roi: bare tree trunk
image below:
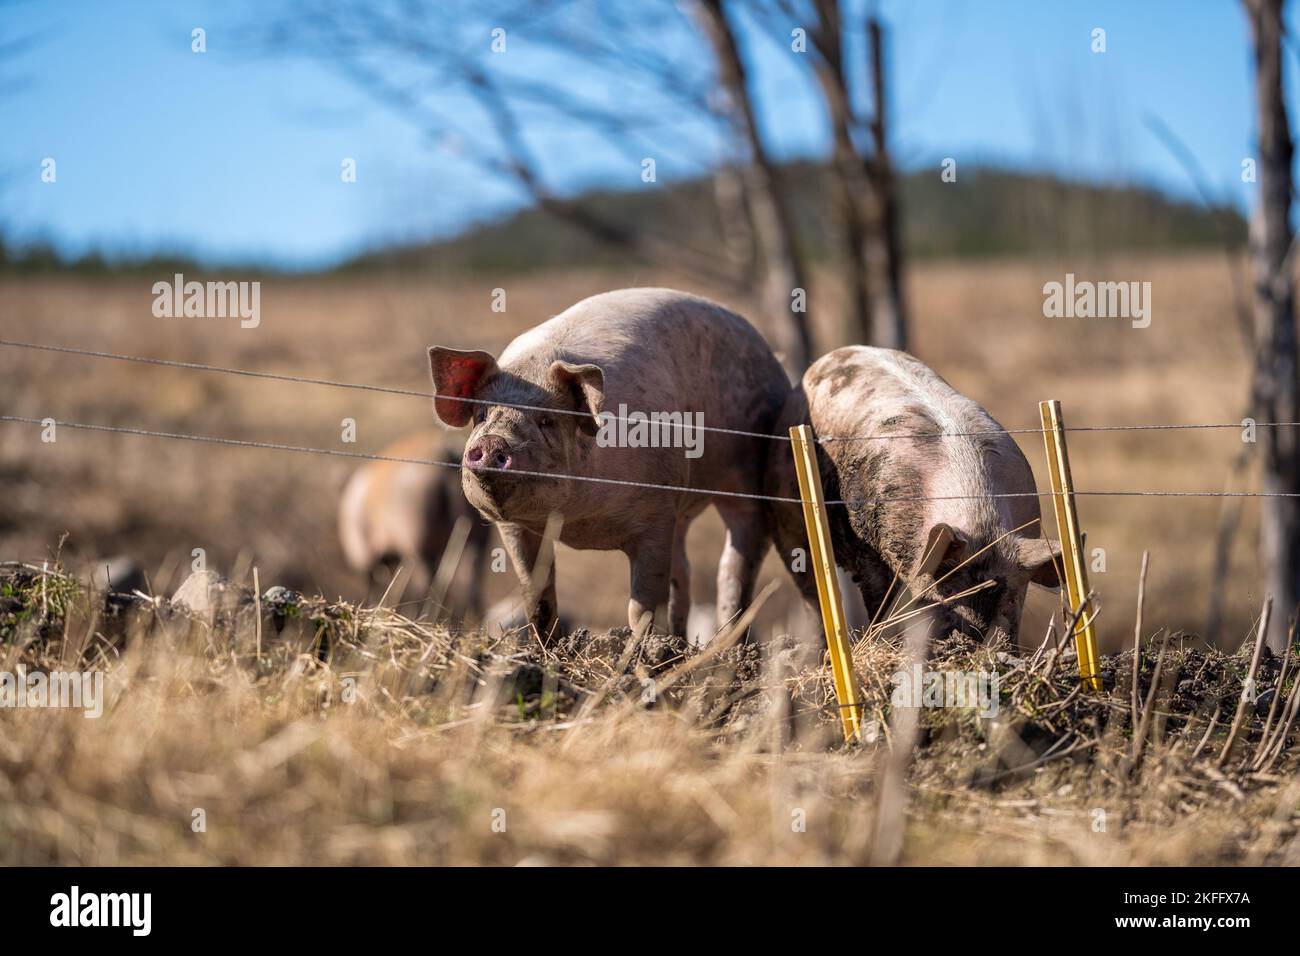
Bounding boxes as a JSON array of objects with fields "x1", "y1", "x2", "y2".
[
  {"x1": 1245, "y1": 0, "x2": 1300, "y2": 653},
  {"x1": 712, "y1": 164, "x2": 758, "y2": 281},
  {"x1": 867, "y1": 16, "x2": 908, "y2": 351},
  {"x1": 694, "y1": 0, "x2": 813, "y2": 378},
  {"x1": 807, "y1": 1, "x2": 908, "y2": 352},
  {"x1": 809, "y1": 0, "x2": 874, "y2": 349}
]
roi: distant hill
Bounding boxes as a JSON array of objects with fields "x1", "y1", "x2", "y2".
[
  {"x1": 337, "y1": 161, "x2": 1247, "y2": 277},
  {"x1": 0, "y1": 240, "x2": 283, "y2": 279},
  {"x1": 1, "y1": 162, "x2": 1245, "y2": 277}
]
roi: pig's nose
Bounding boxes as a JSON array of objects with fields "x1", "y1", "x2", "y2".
[{"x1": 466, "y1": 434, "x2": 513, "y2": 472}]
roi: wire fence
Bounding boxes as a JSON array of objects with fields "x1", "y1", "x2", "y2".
[
  {"x1": 2, "y1": 338, "x2": 1299, "y2": 506},
  {"x1": 5, "y1": 338, "x2": 1297, "y2": 443}
]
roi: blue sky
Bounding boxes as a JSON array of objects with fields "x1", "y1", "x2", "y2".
[{"x1": 0, "y1": 0, "x2": 1280, "y2": 268}]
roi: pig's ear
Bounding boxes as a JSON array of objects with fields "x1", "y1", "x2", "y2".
[
  {"x1": 548, "y1": 360, "x2": 605, "y2": 435},
  {"x1": 1016, "y1": 536, "x2": 1063, "y2": 588},
  {"x1": 428, "y1": 346, "x2": 497, "y2": 428},
  {"x1": 915, "y1": 522, "x2": 967, "y2": 578}
]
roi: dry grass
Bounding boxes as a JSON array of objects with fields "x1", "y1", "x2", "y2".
[{"x1": 0, "y1": 560, "x2": 1296, "y2": 866}]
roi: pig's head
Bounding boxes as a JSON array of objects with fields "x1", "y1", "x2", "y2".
[
  {"x1": 428, "y1": 346, "x2": 604, "y2": 523},
  {"x1": 911, "y1": 522, "x2": 1062, "y2": 646}
]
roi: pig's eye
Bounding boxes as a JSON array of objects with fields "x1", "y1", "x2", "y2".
[{"x1": 538, "y1": 415, "x2": 556, "y2": 429}]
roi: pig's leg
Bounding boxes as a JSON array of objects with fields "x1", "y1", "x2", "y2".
[
  {"x1": 463, "y1": 528, "x2": 491, "y2": 621},
  {"x1": 715, "y1": 499, "x2": 768, "y2": 632},
  {"x1": 627, "y1": 527, "x2": 674, "y2": 636},
  {"x1": 768, "y1": 499, "x2": 821, "y2": 616},
  {"x1": 846, "y1": 547, "x2": 896, "y2": 625},
  {"x1": 405, "y1": 560, "x2": 434, "y2": 614},
  {"x1": 668, "y1": 517, "x2": 691, "y2": 637},
  {"x1": 455, "y1": 532, "x2": 484, "y2": 621},
  {"x1": 497, "y1": 521, "x2": 560, "y2": 643}
]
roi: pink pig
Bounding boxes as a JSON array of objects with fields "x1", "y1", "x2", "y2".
[
  {"x1": 767, "y1": 346, "x2": 1062, "y2": 646},
  {"x1": 428, "y1": 288, "x2": 790, "y2": 643}
]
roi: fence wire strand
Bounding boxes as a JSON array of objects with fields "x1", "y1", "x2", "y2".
[
  {"x1": 4, "y1": 414, "x2": 1299, "y2": 506},
  {"x1": 5, "y1": 338, "x2": 1298, "y2": 444}
]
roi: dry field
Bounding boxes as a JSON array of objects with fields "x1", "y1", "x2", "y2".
[
  {"x1": 0, "y1": 251, "x2": 1293, "y2": 866},
  {"x1": 0, "y1": 559, "x2": 1293, "y2": 865},
  {"x1": 0, "y1": 251, "x2": 1264, "y2": 647}
]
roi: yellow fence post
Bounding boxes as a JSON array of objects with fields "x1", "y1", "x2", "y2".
[
  {"x1": 789, "y1": 424, "x2": 864, "y2": 743},
  {"x1": 1038, "y1": 400, "x2": 1102, "y2": 692}
]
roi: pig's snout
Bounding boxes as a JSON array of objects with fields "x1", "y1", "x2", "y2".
[{"x1": 466, "y1": 434, "x2": 513, "y2": 473}]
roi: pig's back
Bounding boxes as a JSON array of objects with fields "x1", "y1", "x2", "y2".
[
  {"x1": 804, "y1": 347, "x2": 989, "y2": 437},
  {"x1": 504, "y1": 289, "x2": 784, "y2": 405},
  {"x1": 804, "y1": 347, "x2": 1039, "y2": 559},
  {"x1": 502, "y1": 289, "x2": 789, "y2": 492}
]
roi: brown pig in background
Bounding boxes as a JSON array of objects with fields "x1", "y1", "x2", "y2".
[
  {"x1": 338, "y1": 430, "x2": 493, "y2": 618},
  {"x1": 767, "y1": 346, "x2": 1062, "y2": 647},
  {"x1": 428, "y1": 288, "x2": 790, "y2": 643}
]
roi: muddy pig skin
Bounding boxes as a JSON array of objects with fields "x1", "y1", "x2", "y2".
[
  {"x1": 766, "y1": 346, "x2": 1062, "y2": 646},
  {"x1": 338, "y1": 430, "x2": 493, "y2": 618},
  {"x1": 427, "y1": 288, "x2": 790, "y2": 644}
]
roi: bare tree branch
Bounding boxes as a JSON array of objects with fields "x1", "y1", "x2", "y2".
[
  {"x1": 1243, "y1": 0, "x2": 1300, "y2": 653},
  {"x1": 692, "y1": 0, "x2": 813, "y2": 375}
]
